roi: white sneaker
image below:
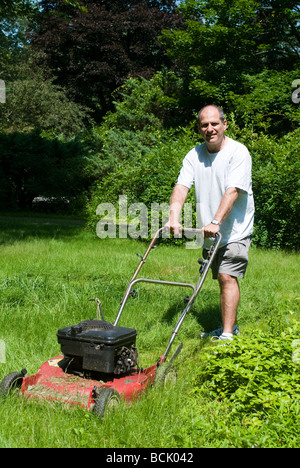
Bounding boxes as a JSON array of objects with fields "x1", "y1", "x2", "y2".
[
  {"x1": 211, "y1": 334, "x2": 235, "y2": 349},
  {"x1": 211, "y1": 334, "x2": 234, "y2": 342},
  {"x1": 200, "y1": 325, "x2": 240, "y2": 339}
]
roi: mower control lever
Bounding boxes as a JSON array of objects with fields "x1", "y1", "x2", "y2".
[{"x1": 89, "y1": 298, "x2": 105, "y2": 321}]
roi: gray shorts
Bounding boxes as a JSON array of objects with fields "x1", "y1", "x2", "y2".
[{"x1": 203, "y1": 237, "x2": 252, "y2": 280}]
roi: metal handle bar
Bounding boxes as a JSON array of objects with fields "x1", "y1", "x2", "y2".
[
  {"x1": 114, "y1": 227, "x2": 205, "y2": 326},
  {"x1": 117, "y1": 227, "x2": 200, "y2": 308},
  {"x1": 114, "y1": 278, "x2": 196, "y2": 327},
  {"x1": 162, "y1": 231, "x2": 222, "y2": 361},
  {"x1": 122, "y1": 226, "x2": 206, "y2": 285},
  {"x1": 114, "y1": 228, "x2": 221, "y2": 329}
]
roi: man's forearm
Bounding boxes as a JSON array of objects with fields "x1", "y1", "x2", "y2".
[
  {"x1": 169, "y1": 184, "x2": 189, "y2": 224},
  {"x1": 203, "y1": 187, "x2": 240, "y2": 238},
  {"x1": 213, "y1": 187, "x2": 239, "y2": 224},
  {"x1": 165, "y1": 184, "x2": 189, "y2": 234}
]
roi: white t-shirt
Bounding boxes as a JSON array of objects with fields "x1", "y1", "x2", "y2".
[{"x1": 177, "y1": 137, "x2": 255, "y2": 248}]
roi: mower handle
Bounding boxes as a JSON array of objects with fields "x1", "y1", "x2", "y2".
[
  {"x1": 114, "y1": 228, "x2": 222, "y2": 327},
  {"x1": 119, "y1": 226, "x2": 206, "y2": 302},
  {"x1": 139, "y1": 226, "x2": 211, "y2": 253}
]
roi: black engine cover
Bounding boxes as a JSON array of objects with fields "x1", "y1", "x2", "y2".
[{"x1": 57, "y1": 319, "x2": 137, "y2": 374}]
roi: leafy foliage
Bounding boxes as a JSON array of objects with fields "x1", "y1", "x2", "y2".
[
  {"x1": 0, "y1": 56, "x2": 90, "y2": 136},
  {"x1": 230, "y1": 68, "x2": 300, "y2": 135},
  {"x1": 0, "y1": 131, "x2": 97, "y2": 211},
  {"x1": 159, "y1": 0, "x2": 300, "y2": 121},
  {"x1": 163, "y1": 0, "x2": 300, "y2": 76},
  {"x1": 193, "y1": 324, "x2": 300, "y2": 416},
  {"x1": 0, "y1": 0, "x2": 299, "y2": 249},
  {"x1": 250, "y1": 129, "x2": 300, "y2": 249},
  {"x1": 0, "y1": 0, "x2": 38, "y2": 67},
  {"x1": 86, "y1": 75, "x2": 200, "y2": 232},
  {"x1": 29, "y1": 0, "x2": 184, "y2": 119},
  {"x1": 86, "y1": 75, "x2": 300, "y2": 249}
]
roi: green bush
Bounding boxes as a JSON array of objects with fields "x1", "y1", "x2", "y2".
[
  {"x1": 0, "y1": 131, "x2": 96, "y2": 212},
  {"x1": 192, "y1": 324, "x2": 300, "y2": 416},
  {"x1": 86, "y1": 126, "x2": 198, "y2": 235},
  {"x1": 87, "y1": 120, "x2": 300, "y2": 250},
  {"x1": 245, "y1": 128, "x2": 300, "y2": 250},
  {"x1": 86, "y1": 76, "x2": 300, "y2": 250},
  {"x1": 0, "y1": 58, "x2": 90, "y2": 137},
  {"x1": 229, "y1": 69, "x2": 300, "y2": 136}
]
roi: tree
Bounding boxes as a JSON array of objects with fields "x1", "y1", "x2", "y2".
[
  {"x1": 29, "y1": 0, "x2": 184, "y2": 120},
  {"x1": 0, "y1": 130, "x2": 97, "y2": 211},
  {"x1": 159, "y1": 0, "x2": 300, "y2": 118},
  {"x1": 229, "y1": 68, "x2": 300, "y2": 135},
  {"x1": 166, "y1": 0, "x2": 300, "y2": 72},
  {"x1": 0, "y1": 55, "x2": 90, "y2": 136},
  {"x1": 0, "y1": 0, "x2": 39, "y2": 69}
]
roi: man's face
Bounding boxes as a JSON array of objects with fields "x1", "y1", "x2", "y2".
[{"x1": 198, "y1": 107, "x2": 227, "y2": 151}]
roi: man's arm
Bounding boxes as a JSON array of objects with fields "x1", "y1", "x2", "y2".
[
  {"x1": 165, "y1": 184, "x2": 189, "y2": 235},
  {"x1": 202, "y1": 187, "x2": 240, "y2": 238}
]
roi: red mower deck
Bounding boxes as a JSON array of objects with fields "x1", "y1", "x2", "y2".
[{"x1": 21, "y1": 354, "x2": 162, "y2": 410}]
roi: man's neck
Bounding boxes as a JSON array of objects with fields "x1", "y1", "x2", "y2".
[{"x1": 206, "y1": 136, "x2": 228, "y2": 154}]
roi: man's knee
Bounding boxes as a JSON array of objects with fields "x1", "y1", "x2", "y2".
[{"x1": 218, "y1": 273, "x2": 238, "y2": 289}]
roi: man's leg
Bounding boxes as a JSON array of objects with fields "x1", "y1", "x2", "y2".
[{"x1": 218, "y1": 273, "x2": 240, "y2": 335}]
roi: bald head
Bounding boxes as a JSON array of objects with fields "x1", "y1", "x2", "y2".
[{"x1": 197, "y1": 105, "x2": 226, "y2": 124}]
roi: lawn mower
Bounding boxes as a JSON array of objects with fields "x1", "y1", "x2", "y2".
[{"x1": 0, "y1": 228, "x2": 222, "y2": 418}]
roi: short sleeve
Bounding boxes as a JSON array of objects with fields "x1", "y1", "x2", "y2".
[
  {"x1": 177, "y1": 150, "x2": 195, "y2": 190},
  {"x1": 225, "y1": 145, "x2": 252, "y2": 193}
]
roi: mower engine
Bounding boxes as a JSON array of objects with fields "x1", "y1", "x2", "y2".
[{"x1": 57, "y1": 319, "x2": 138, "y2": 376}]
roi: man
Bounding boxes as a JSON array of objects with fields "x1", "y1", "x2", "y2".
[{"x1": 165, "y1": 105, "x2": 254, "y2": 341}]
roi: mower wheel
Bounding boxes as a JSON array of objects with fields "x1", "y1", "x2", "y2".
[
  {"x1": 154, "y1": 363, "x2": 177, "y2": 389},
  {"x1": 0, "y1": 371, "x2": 26, "y2": 397},
  {"x1": 93, "y1": 388, "x2": 121, "y2": 418}
]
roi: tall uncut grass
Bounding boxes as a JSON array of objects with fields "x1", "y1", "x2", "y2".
[{"x1": 0, "y1": 215, "x2": 299, "y2": 448}]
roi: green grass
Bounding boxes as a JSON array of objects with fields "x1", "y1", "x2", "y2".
[{"x1": 0, "y1": 216, "x2": 299, "y2": 448}]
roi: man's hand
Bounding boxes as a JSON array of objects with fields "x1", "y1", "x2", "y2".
[
  {"x1": 164, "y1": 219, "x2": 183, "y2": 237},
  {"x1": 202, "y1": 222, "x2": 220, "y2": 238}
]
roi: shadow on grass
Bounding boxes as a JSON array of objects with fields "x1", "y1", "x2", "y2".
[
  {"x1": 0, "y1": 214, "x2": 86, "y2": 245},
  {"x1": 162, "y1": 290, "x2": 222, "y2": 333}
]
